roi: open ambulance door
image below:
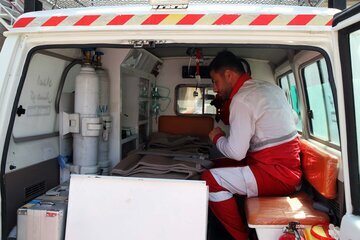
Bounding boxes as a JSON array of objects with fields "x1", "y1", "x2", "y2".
[{"x1": 333, "y1": 2, "x2": 360, "y2": 239}]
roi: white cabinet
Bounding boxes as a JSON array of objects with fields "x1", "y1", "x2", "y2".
[{"x1": 120, "y1": 50, "x2": 162, "y2": 158}]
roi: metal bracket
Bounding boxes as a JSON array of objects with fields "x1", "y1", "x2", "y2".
[
  {"x1": 149, "y1": 0, "x2": 189, "y2": 9},
  {"x1": 152, "y1": 4, "x2": 188, "y2": 9},
  {"x1": 81, "y1": 117, "x2": 101, "y2": 137},
  {"x1": 130, "y1": 40, "x2": 165, "y2": 48},
  {"x1": 61, "y1": 112, "x2": 80, "y2": 135},
  {"x1": 17, "y1": 209, "x2": 27, "y2": 215}
]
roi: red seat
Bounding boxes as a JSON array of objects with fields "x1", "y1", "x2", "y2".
[
  {"x1": 245, "y1": 139, "x2": 338, "y2": 226},
  {"x1": 246, "y1": 192, "x2": 329, "y2": 226},
  {"x1": 300, "y1": 140, "x2": 338, "y2": 199}
]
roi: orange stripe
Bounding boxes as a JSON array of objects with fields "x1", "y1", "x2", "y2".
[
  {"x1": 107, "y1": 15, "x2": 134, "y2": 25},
  {"x1": 213, "y1": 14, "x2": 240, "y2": 25},
  {"x1": 250, "y1": 14, "x2": 278, "y2": 25},
  {"x1": 13, "y1": 17, "x2": 35, "y2": 28},
  {"x1": 42, "y1": 16, "x2": 67, "y2": 26},
  {"x1": 74, "y1": 15, "x2": 100, "y2": 26},
  {"x1": 287, "y1": 14, "x2": 316, "y2": 25},
  {"x1": 177, "y1": 14, "x2": 204, "y2": 25},
  {"x1": 142, "y1": 14, "x2": 169, "y2": 25}
]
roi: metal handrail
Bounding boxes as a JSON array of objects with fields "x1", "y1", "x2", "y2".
[
  {"x1": 9, "y1": 0, "x2": 23, "y2": 13},
  {"x1": 0, "y1": 16, "x2": 10, "y2": 29},
  {"x1": 0, "y1": 4, "x2": 17, "y2": 24}
]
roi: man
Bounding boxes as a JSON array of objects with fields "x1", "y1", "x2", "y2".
[{"x1": 202, "y1": 51, "x2": 301, "y2": 240}]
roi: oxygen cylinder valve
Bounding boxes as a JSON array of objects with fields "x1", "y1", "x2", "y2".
[
  {"x1": 82, "y1": 48, "x2": 95, "y2": 65},
  {"x1": 95, "y1": 51, "x2": 104, "y2": 68}
]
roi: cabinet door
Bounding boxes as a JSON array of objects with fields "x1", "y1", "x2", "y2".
[{"x1": 333, "y1": 3, "x2": 360, "y2": 239}]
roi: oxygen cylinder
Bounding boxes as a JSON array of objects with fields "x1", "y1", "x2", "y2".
[
  {"x1": 95, "y1": 51, "x2": 111, "y2": 175},
  {"x1": 73, "y1": 50, "x2": 100, "y2": 172}
]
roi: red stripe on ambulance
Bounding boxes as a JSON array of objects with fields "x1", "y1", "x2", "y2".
[
  {"x1": 12, "y1": 14, "x2": 334, "y2": 28},
  {"x1": 142, "y1": 14, "x2": 169, "y2": 25},
  {"x1": 287, "y1": 14, "x2": 315, "y2": 25},
  {"x1": 250, "y1": 14, "x2": 278, "y2": 25},
  {"x1": 13, "y1": 17, "x2": 35, "y2": 28},
  {"x1": 107, "y1": 15, "x2": 134, "y2": 25},
  {"x1": 177, "y1": 14, "x2": 204, "y2": 25},
  {"x1": 74, "y1": 15, "x2": 101, "y2": 26},
  {"x1": 213, "y1": 14, "x2": 240, "y2": 25},
  {"x1": 42, "y1": 16, "x2": 68, "y2": 27}
]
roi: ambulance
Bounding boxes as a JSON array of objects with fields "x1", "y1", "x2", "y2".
[{"x1": 0, "y1": 0, "x2": 360, "y2": 239}]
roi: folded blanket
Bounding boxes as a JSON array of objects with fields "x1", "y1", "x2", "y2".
[
  {"x1": 148, "y1": 132, "x2": 212, "y2": 154},
  {"x1": 112, "y1": 133, "x2": 215, "y2": 180},
  {"x1": 136, "y1": 150, "x2": 213, "y2": 169},
  {"x1": 129, "y1": 172, "x2": 201, "y2": 180},
  {"x1": 111, "y1": 154, "x2": 204, "y2": 180}
]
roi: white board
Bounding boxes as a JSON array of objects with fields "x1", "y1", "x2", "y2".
[{"x1": 65, "y1": 175, "x2": 208, "y2": 240}]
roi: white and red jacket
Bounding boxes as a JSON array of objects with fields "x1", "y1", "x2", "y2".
[{"x1": 214, "y1": 78, "x2": 301, "y2": 194}]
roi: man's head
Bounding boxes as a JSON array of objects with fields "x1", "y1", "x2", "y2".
[{"x1": 209, "y1": 51, "x2": 245, "y2": 99}]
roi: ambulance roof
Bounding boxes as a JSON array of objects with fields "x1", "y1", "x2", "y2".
[{"x1": 8, "y1": 4, "x2": 339, "y2": 34}]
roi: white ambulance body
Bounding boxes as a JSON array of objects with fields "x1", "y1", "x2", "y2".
[{"x1": 0, "y1": 1, "x2": 360, "y2": 239}]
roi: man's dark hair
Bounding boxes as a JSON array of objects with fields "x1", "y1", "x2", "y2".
[{"x1": 209, "y1": 50, "x2": 245, "y2": 75}]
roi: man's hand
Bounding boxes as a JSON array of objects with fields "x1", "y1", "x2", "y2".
[{"x1": 209, "y1": 127, "x2": 225, "y2": 143}]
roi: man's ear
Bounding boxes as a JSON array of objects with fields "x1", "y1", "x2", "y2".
[{"x1": 223, "y1": 69, "x2": 232, "y2": 82}]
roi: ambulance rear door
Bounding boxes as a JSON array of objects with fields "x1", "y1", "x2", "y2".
[{"x1": 332, "y1": 2, "x2": 360, "y2": 239}]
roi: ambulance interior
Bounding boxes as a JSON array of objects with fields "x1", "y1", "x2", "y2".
[{"x1": 3, "y1": 44, "x2": 343, "y2": 239}]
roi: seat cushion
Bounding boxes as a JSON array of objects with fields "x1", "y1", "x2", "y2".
[
  {"x1": 245, "y1": 192, "x2": 329, "y2": 226},
  {"x1": 300, "y1": 139, "x2": 338, "y2": 199}
]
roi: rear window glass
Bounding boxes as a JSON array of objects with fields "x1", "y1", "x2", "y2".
[
  {"x1": 175, "y1": 85, "x2": 216, "y2": 115},
  {"x1": 302, "y1": 58, "x2": 339, "y2": 146},
  {"x1": 13, "y1": 53, "x2": 69, "y2": 139},
  {"x1": 279, "y1": 72, "x2": 302, "y2": 132}
]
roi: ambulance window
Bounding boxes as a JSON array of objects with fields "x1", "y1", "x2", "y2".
[
  {"x1": 302, "y1": 59, "x2": 340, "y2": 146},
  {"x1": 279, "y1": 72, "x2": 302, "y2": 132},
  {"x1": 340, "y1": 22, "x2": 360, "y2": 215},
  {"x1": 347, "y1": 30, "x2": 360, "y2": 138},
  {"x1": 175, "y1": 85, "x2": 216, "y2": 115},
  {"x1": 347, "y1": 27, "x2": 360, "y2": 214},
  {"x1": 351, "y1": 29, "x2": 360, "y2": 164},
  {"x1": 12, "y1": 52, "x2": 70, "y2": 140}
]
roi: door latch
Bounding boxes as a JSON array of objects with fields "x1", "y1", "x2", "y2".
[
  {"x1": 17, "y1": 105, "x2": 26, "y2": 117},
  {"x1": 308, "y1": 110, "x2": 314, "y2": 119}
]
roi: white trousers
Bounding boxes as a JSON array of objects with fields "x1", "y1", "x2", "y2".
[{"x1": 209, "y1": 166, "x2": 258, "y2": 202}]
